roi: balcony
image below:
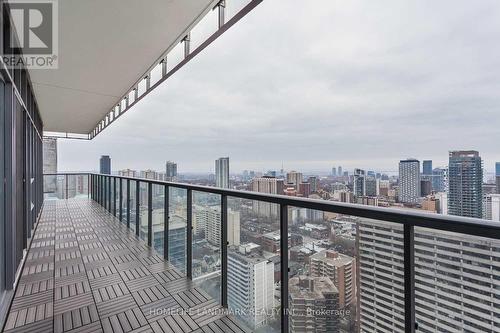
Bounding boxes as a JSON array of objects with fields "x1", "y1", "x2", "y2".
[
  {"x1": 4, "y1": 197, "x2": 249, "y2": 333},
  {"x1": 6, "y1": 173, "x2": 495, "y2": 333}
]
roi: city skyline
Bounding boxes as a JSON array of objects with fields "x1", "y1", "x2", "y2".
[
  {"x1": 55, "y1": 152, "x2": 500, "y2": 177},
  {"x1": 56, "y1": 0, "x2": 500, "y2": 173}
]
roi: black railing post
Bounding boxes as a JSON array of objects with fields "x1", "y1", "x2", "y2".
[
  {"x1": 102, "y1": 175, "x2": 105, "y2": 206},
  {"x1": 96, "y1": 175, "x2": 99, "y2": 203},
  {"x1": 113, "y1": 177, "x2": 117, "y2": 216},
  {"x1": 404, "y1": 224, "x2": 416, "y2": 333},
  {"x1": 280, "y1": 204, "x2": 289, "y2": 333},
  {"x1": 126, "y1": 179, "x2": 130, "y2": 228},
  {"x1": 148, "y1": 182, "x2": 153, "y2": 246},
  {"x1": 88, "y1": 174, "x2": 90, "y2": 198},
  {"x1": 119, "y1": 178, "x2": 123, "y2": 222},
  {"x1": 164, "y1": 185, "x2": 169, "y2": 260},
  {"x1": 136, "y1": 181, "x2": 140, "y2": 236},
  {"x1": 104, "y1": 176, "x2": 107, "y2": 208},
  {"x1": 221, "y1": 194, "x2": 228, "y2": 307},
  {"x1": 65, "y1": 174, "x2": 68, "y2": 199},
  {"x1": 98, "y1": 176, "x2": 101, "y2": 205},
  {"x1": 103, "y1": 176, "x2": 106, "y2": 208},
  {"x1": 187, "y1": 189, "x2": 193, "y2": 278}
]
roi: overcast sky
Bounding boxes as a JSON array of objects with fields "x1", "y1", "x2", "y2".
[{"x1": 58, "y1": 0, "x2": 500, "y2": 174}]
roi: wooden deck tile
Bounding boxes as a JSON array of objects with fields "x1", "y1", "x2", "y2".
[{"x1": 4, "y1": 199, "x2": 249, "y2": 333}]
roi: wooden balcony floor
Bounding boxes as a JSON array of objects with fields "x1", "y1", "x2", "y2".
[{"x1": 3, "y1": 199, "x2": 249, "y2": 333}]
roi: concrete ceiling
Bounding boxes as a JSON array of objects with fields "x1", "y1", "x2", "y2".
[{"x1": 30, "y1": 0, "x2": 217, "y2": 135}]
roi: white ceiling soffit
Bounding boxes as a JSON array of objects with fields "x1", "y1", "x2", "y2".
[{"x1": 30, "y1": 0, "x2": 220, "y2": 135}]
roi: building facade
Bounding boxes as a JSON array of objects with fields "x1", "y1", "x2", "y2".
[
  {"x1": 353, "y1": 169, "x2": 366, "y2": 197},
  {"x1": 166, "y1": 161, "x2": 177, "y2": 181},
  {"x1": 358, "y1": 218, "x2": 500, "y2": 333},
  {"x1": 215, "y1": 157, "x2": 230, "y2": 188},
  {"x1": 448, "y1": 151, "x2": 483, "y2": 218},
  {"x1": 287, "y1": 171, "x2": 303, "y2": 190},
  {"x1": 422, "y1": 160, "x2": 432, "y2": 175},
  {"x1": 99, "y1": 155, "x2": 111, "y2": 174},
  {"x1": 194, "y1": 205, "x2": 241, "y2": 246},
  {"x1": 496, "y1": 162, "x2": 500, "y2": 194},
  {"x1": 483, "y1": 194, "x2": 500, "y2": 221},
  {"x1": 252, "y1": 176, "x2": 284, "y2": 217},
  {"x1": 398, "y1": 159, "x2": 420, "y2": 204},
  {"x1": 227, "y1": 250, "x2": 275, "y2": 329},
  {"x1": 289, "y1": 276, "x2": 340, "y2": 333},
  {"x1": 310, "y1": 250, "x2": 356, "y2": 308}
]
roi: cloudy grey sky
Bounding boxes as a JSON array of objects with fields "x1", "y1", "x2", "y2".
[{"x1": 58, "y1": 0, "x2": 500, "y2": 174}]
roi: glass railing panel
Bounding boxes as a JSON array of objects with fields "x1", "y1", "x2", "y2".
[
  {"x1": 356, "y1": 217, "x2": 405, "y2": 333},
  {"x1": 109, "y1": 177, "x2": 115, "y2": 213},
  {"x1": 104, "y1": 176, "x2": 110, "y2": 209},
  {"x1": 152, "y1": 184, "x2": 165, "y2": 254},
  {"x1": 121, "y1": 179, "x2": 128, "y2": 224},
  {"x1": 43, "y1": 174, "x2": 64, "y2": 199},
  {"x1": 65, "y1": 174, "x2": 88, "y2": 199},
  {"x1": 115, "y1": 178, "x2": 120, "y2": 217},
  {"x1": 139, "y1": 181, "x2": 149, "y2": 242},
  {"x1": 192, "y1": 191, "x2": 222, "y2": 303},
  {"x1": 286, "y1": 209, "x2": 360, "y2": 332},
  {"x1": 414, "y1": 227, "x2": 500, "y2": 332},
  {"x1": 227, "y1": 197, "x2": 281, "y2": 332},
  {"x1": 169, "y1": 187, "x2": 187, "y2": 273},
  {"x1": 129, "y1": 180, "x2": 137, "y2": 232}
]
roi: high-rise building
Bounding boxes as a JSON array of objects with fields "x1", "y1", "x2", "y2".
[
  {"x1": 287, "y1": 171, "x2": 303, "y2": 189},
  {"x1": 398, "y1": 159, "x2": 420, "y2": 204},
  {"x1": 119, "y1": 169, "x2": 136, "y2": 177},
  {"x1": 358, "y1": 220, "x2": 500, "y2": 333},
  {"x1": 357, "y1": 221, "x2": 404, "y2": 333},
  {"x1": 228, "y1": 249, "x2": 274, "y2": 329},
  {"x1": 338, "y1": 166, "x2": 342, "y2": 177},
  {"x1": 99, "y1": 155, "x2": 111, "y2": 174},
  {"x1": 435, "y1": 192, "x2": 448, "y2": 215},
  {"x1": 432, "y1": 167, "x2": 446, "y2": 192},
  {"x1": 420, "y1": 179, "x2": 432, "y2": 196},
  {"x1": 496, "y1": 162, "x2": 500, "y2": 194},
  {"x1": 194, "y1": 206, "x2": 240, "y2": 246},
  {"x1": 252, "y1": 176, "x2": 284, "y2": 217},
  {"x1": 141, "y1": 169, "x2": 157, "y2": 180},
  {"x1": 308, "y1": 176, "x2": 319, "y2": 193},
  {"x1": 298, "y1": 182, "x2": 311, "y2": 197},
  {"x1": 365, "y1": 177, "x2": 377, "y2": 197},
  {"x1": 422, "y1": 160, "x2": 432, "y2": 175},
  {"x1": 332, "y1": 167, "x2": 337, "y2": 177},
  {"x1": 337, "y1": 190, "x2": 354, "y2": 203},
  {"x1": 353, "y1": 169, "x2": 366, "y2": 197},
  {"x1": 448, "y1": 151, "x2": 483, "y2": 218},
  {"x1": 166, "y1": 161, "x2": 177, "y2": 181},
  {"x1": 215, "y1": 157, "x2": 230, "y2": 188},
  {"x1": 289, "y1": 276, "x2": 339, "y2": 333},
  {"x1": 310, "y1": 250, "x2": 356, "y2": 308},
  {"x1": 483, "y1": 194, "x2": 500, "y2": 222}
]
